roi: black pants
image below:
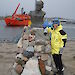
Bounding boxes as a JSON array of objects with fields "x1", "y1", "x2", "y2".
[{"x1": 52, "y1": 54, "x2": 63, "y2": 72}]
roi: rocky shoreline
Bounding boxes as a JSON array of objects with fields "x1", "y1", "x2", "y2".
[
  {"x1": 0, "y1": 27, "x2": 75, "y2": 75},
  {"x1": 0, "y1": 41, "x2": 75, "y2": 75}
]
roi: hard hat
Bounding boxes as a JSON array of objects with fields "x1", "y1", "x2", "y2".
[{"x1": 53, "y1": 18, "x2": 60, "y2": 26}]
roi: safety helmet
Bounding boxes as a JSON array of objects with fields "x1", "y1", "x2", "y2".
[{"x1": 53, "y1": 18, "x2": 60, "y2": 26}]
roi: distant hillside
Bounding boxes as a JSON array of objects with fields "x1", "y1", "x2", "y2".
[
  {"x1": 0, "y1": 16, "x2": 4, "y2": 20},
  {"x1": 0, "y1": 15, "x2": 12, "y2": 20},
  {"x1": 44, "y1": 17, "x2": 75, "y2": 24}
]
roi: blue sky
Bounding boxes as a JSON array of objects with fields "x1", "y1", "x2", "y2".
[{"x1": 0, "y1": 0, "x2": 75, "y2": 19}]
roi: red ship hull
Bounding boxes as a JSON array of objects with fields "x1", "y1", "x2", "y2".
[{"x1": 5, "y1": 14, "x2": 31, "y2": 26}]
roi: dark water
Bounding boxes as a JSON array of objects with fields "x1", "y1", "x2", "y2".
[
  {"x1": 0, "y1": 20, "x2": 24, "y2": 43},
  {"x1": 62, "y1": 23, "x2": 75, "y2": 40},
  {"x1": 0, "y1": 20, "x2": 75, "y2": 43}
]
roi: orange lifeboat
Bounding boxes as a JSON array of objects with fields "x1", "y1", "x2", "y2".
[
  {"x1": 4, "y1": 3, "x2": 31, "y2": 26},
  {"x1": 5, "y1": 14, "x2": 31, "y2": 26}
]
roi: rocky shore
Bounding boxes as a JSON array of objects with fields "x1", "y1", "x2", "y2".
[{"x1": 0, "y1": 27, "x2": 75, "y2": 75}]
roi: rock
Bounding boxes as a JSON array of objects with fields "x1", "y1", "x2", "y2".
[
  {"x1": 28, "y1": 41, "x2": 35, "y2": 46},
  {"x1": 41, "y1": 54, "x2": 49, "y2": 61},
  {"x1": 22, "y1": 34, "x2": 28, "y2": 40},
  {"x1": 35, "y1": 39, "x2": 47, "y2": 45},
  {"x1": 30, "y1": 30, "x2": 35, "y2": 35},
  {"x1": 21, "y1": 68, "x2": 34, "y2": 75},
  {"x1": 34, "y1": 53, "x2": 41, "y2": 58},
  {"x1": 26, "y1": 46, "x2": 34, "y2": 52},
  {"x1": 34, "y1": 53, "x2": 51, "y2": 62},
  {"x1": 15, "y1": 57, "x2": 27, "y2": 65},
  {"x1": 46, "y1": 55, "x2": 52, "y2": 66},
  {"x1": 13, "y1": 63, "x2": 18, "y2": 68},
  {"x1": 45, "y1": 66, "x2": 52, "y2": 71},
  {"x1": 16, "y1": 53, "x2": 28, "y2": 64},
  {"x1": 38, "y1": 59, "x2": 46, "y2": 75},
  {"x1": 28, "y1": 34, "x2": 35, "y2": 42},
  {"x1": 34, "y1": 45, "x2": 45, "y2": 52},
  {"x1": 23, "y1": 26, "x2": 30, "y2": 34},
  {"x1": 21, "y1": 57, "x2": 41, "y2": 75},
  {"x1": 23, "y1": 51, "x2": 34, "y2": 59},
  {"x1": 17, "y1": 37, "x2": 23, "y2": 48},
  {"x1": 16, "y1": 53, "x2": 24, "y2": 60},
  {"x1": 23, "y1": 56, "x2": 28, "y2": 62},
  {"x1": 45, "y1": 44, "x2": 51, "y2": 53},
  {"x1": 22, "y1": 40, "x2": 29, "y2": 49},
  {"x1": 15, "y1": 64, "x2": 23, "y2": 74},
  {"x1": 22, "y1": 32, "x2": 35, "y2": 49}
]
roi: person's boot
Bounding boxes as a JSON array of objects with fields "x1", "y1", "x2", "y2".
[{"x1": 58, "y1": 71, "x2": 64, "y2": 75}]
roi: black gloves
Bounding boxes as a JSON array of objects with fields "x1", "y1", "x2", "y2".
[{"x1": 44, "y1": 32, "x2": 47, "y2": 36}]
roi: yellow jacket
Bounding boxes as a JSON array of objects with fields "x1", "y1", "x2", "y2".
[{"x1": 46, "y1": 24, "x2": 67, "y2": 54}]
